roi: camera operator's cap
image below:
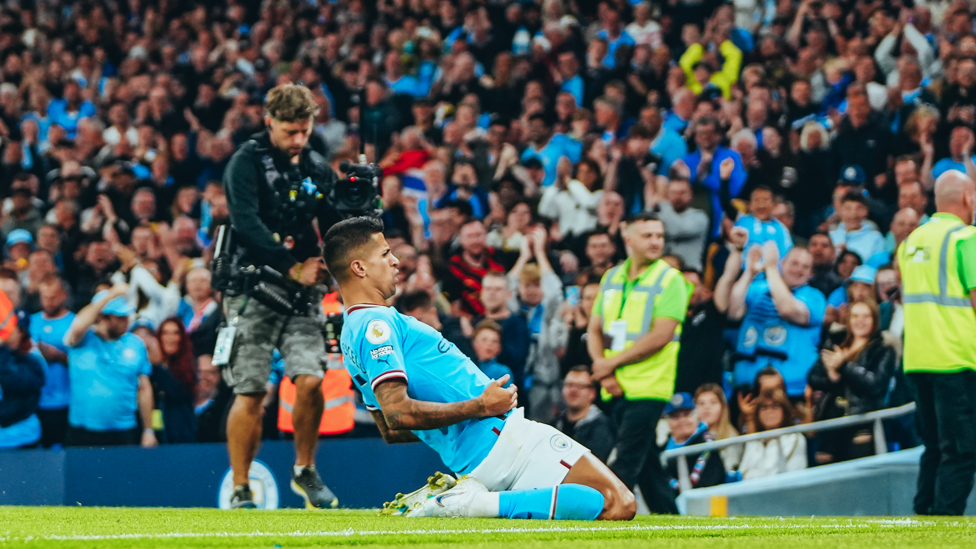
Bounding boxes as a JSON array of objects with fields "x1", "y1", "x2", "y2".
[
  {"x1": 847, "y1": 265, "x2": 877, "y2": 287},
  {"x1": 92, "y1": 290, "x2": 135, "y2": 317},
  {"x1": 664, "y1": 393, "x2": 696, "y2": 416},
  {"x1": 838, "y1": 165, "x2": 866, "y2": 185},
  {"x1": 5, "y1": 229, "x2": 34, "y2": 253}
]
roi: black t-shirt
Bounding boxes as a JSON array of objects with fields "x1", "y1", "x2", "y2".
[{"x1": 675, "y1": 301, "x2": 726, "y2": 394}]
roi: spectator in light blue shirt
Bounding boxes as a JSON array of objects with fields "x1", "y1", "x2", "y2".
[
  {"x1": 644, "y1": 106, "x2": 687, "y2": 176},
  {"x1": 727, "y1": 244, "x2": 826, "y2": 398},
  {"x1": 46, "y1": 80, "x2": 96, "y2": 140},
  {"x1": 63, "y1": 285, "x2": 156, "y2": 448},
  {"x1": 556, "y1": 51, "x2": 584, "y2": 107},
  {"x1": 382, "y1": 51, "x2": 431, "y2": 98},
  {"x1": 931, "y1": 126, "x2": 976, "y2": 180},
  {"x1": 596, "y1": 9, "x2": 635, "y2": 69},
  {"x1": 829, "y1": 191, "x2": 886, "y2": 268},
  {"x1": 29, "y1": 275, "x2": 75, "y2": 448},
  {"x1": 663, "y1": 88, "x2": 696, "y2": 134},
  {"x1": 520, "y1": 112, "x2": 582, "y2": 188},
  {"x1": 735, "y1": 187, "x2": 794, "y2": 258}
]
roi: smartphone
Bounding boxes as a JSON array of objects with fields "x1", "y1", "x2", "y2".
[{"x1": 565, "y1": 286, "x2": 580, "y2": 307}]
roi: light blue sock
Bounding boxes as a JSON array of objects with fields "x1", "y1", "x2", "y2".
[{"x1": 497, "y1": 484, "x2": 604, "y2": 520}]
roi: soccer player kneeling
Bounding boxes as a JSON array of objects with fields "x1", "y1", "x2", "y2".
[{"x1": 322, "y1": 217, "x2": 635, "y2": 521}]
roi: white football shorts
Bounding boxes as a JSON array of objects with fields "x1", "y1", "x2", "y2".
[{"x1": 469, "y1": 408, "x2": 590, "y2": 492}]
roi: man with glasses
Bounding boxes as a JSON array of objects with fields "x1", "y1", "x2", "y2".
[{"x1": 553, "y1": 366, "x2": 615, "y2": 463}]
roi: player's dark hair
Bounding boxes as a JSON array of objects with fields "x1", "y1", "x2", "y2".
[{"x1": 322, "y1": 216, "x2": 385, "y2": 281}]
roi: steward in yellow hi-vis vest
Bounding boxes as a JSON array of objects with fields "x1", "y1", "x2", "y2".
[
  {"x1": 593, "y1": 258, "x2": 689, "y2": 400},
  {"x1": 896, "y1": 170, "x2": 976, "y2": 516},
  {"x1": 586, "y1": 212, "x2": 689, "y2": 515},
  {"x1": 898, "y1": 213, "x2": 976, "y2": 373}
]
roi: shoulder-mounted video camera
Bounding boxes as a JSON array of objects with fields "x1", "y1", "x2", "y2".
[{"x1": 334, "y1": 153, "x2": 383, "y2": 219}]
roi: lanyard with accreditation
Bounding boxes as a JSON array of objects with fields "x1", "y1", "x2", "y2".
[{"x1": 605, "y1": 259, "x2": 658, "y2": 353}]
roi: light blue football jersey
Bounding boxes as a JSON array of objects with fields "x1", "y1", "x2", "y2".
[{"x1": 340, "y1": 304, "x2": 506, "y2": 474}]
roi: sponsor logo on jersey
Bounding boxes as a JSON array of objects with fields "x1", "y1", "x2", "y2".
[{"x1": 370, "y1": 345, "x2": 395, "y2": 359}]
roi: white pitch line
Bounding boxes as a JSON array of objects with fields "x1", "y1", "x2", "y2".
[{"x1": 0, "y1": 520, "x2": 949, "y2": 543}]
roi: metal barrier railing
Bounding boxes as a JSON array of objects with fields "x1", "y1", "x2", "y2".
[{"x1": 661, "y1": 402, "x2": 917, "y2": 493}]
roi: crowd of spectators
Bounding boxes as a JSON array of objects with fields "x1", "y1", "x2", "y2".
[{"x1": 0, "y1": 0, "x2": 954, "y2": 502}]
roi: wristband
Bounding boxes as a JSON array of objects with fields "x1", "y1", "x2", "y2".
[{"x1": 143, "y1": 428, "x2": 154, "y2": 435}]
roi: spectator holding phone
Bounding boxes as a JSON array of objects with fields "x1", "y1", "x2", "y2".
[{"x1": 561, "y1": 275, "x2": 601, "y2": 377}]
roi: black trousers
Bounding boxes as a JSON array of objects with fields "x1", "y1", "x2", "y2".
[
  {"x1": 609, "y1": 398, "x2": 678, "y2": 515},
  {"x1": 37, "y1": 408, "x2": 68, "y2": 448},
  {"x1": 910, "y1": 371, "x2": 976, "y2": 516},
  {"x1": 64, "y1": 426, "x2": 139, "y2": 447}
]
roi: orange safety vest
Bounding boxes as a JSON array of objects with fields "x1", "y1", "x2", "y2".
[
  {"x1": 278, "y1": 364, "x2": 355, "y2": 435},
  {"x1": 278, "y1": 292, "x2": 353, "y2": 435},
  {"x1": 0, "y1": 289, "x2": 15, "y2": 341}
]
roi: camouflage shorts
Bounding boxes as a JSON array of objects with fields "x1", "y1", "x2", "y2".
[{"x1": 222, "y1": 293, "x2": 327, "y2": 395}]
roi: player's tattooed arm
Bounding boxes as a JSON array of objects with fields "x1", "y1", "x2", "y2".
[
  {"x1": 373, "y1": 376, "x2": 516, "y2": 431},
  {"x1": 370, "y1": 409, "x2": 421, "y2": 444}
]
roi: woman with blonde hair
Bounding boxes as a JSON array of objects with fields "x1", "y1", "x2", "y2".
[{"x1": 694, "y1": 384, "x2": 743, "y2": 472}]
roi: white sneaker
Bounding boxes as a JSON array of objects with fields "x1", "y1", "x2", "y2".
[
  {"x1": 406, "y1": 476, "x2": 489, "y2": 518},
  {"x1": 380, "y1": 471, "x2": 458, "y2": 516}
]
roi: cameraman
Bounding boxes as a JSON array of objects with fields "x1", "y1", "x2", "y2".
[{"x1": 220, "y1": 84, "x2": 340, "y2": 509}]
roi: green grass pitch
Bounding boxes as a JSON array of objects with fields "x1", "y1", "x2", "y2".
[{"x1": 2, "y1": 508, "x2": 975, "y2": 549}]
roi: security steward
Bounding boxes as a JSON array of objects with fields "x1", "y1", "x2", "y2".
[
  {"x1": 587, "y1": 212, "x2": 690, "y2": 514},
  {"x1": 219, "y1": 84, "x2": 341, "y2": 509},
  {"x1": 897, "y1": 169, "x2": 976, "y2": 516}
]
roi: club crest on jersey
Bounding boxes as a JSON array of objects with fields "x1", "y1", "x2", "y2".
[
  {"x1": 550, "y1": 435, "x2": 571, "y2": 452},
  {"x1": 366, "y1": 319, "x2": 391, "y2": 344}
]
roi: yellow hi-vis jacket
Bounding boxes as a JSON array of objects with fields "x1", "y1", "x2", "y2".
[
  {"x1": 596, "y1": 258, "x2": 690, "y2": 401},
  {"x1": 898, "y1": 213, "x2": 976, "y2": 373}
]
